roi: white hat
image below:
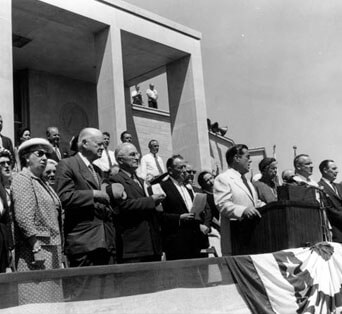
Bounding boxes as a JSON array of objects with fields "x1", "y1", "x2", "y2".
[{"x1": 18, "y1": 138, "x2": 54, "y2": 156}]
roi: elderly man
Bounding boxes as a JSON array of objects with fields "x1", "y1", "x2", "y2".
[
  {"x1": 139, "y1": 139, "x2": 165, "y2": 183},
  {"x1": 253, "y1": 157, "x2": 279, "y2": 203},
  {"x1": 318, "y1": 160, "x2": 342, "y2": 243},
  {"x1": 43, "y1": 159, "x2": 58, "y2": 187},
  {"x1": 46, "y1": 126, "x2": 67, "y2": 162},
  {"x1": 146, "y1": 83, "x2": 158, "y2": 109},
  {"x1": 107, "y1": 142, "x2": 164, "y2": 263},
  {"x1": 56, "y1": 128, "x2": 116, "y2": 267},
  {"x1": 214, "y1": 144, "x2": 264, "y2": 255},
  {"x1": 160, "y1": 154, "x2": 209, "y2": 260}
]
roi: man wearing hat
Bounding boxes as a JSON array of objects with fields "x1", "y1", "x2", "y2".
[
  {"x1": 55, "y1": 128, "x2": 116, "y2": 267},
  {"x1": 253, "y1": 157, "x2": 279, "y2": 203}
]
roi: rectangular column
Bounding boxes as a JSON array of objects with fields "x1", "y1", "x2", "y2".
[
  {"x1": 0, "y1": 0, "x2": 14, "y2": 140},
  {"x1": 167, "y1": 51, "x2": 210, "y2": 171},
  {"x1": 95, "y1": 26, "x2": 126, "y2": 149}
]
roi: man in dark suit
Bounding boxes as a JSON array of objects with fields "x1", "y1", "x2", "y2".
[
  {"x1": 318, "y1": 159, "x2": 342, "y2": 243},
  {"x1": 0, "y1": 115, "x2": 14, "y2": 163},
  {"x1": 160, "y1": 154, "x2": 209, "y2": 260},
  {"x1": 107, "y1": 142, "x2": 164, "y2": 263},
  {"x1": 55, "y1": 127, "x2": 116, "y2": 267},
  {"x1": 46, "y1": 126, "x2": 68, "y2": 162}
]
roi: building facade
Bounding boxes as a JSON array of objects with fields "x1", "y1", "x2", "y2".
[{"x1": 0, "y1": 0, "x2": 210, "y2": 170}]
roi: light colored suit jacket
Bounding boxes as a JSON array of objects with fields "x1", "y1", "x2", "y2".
[{"x1": 213, "y1": 168, "x2": 264, "y2": 255}]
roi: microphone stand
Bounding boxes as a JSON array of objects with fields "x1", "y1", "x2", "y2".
[
  {"x1": 314, "y1": 187, "x2": 332, "y2": 242},
  {"x1": 293, "y1": 179, "x2": 331, "y2": 242}
]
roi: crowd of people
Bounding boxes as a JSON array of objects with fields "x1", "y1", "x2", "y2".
[{"x1": 0, "y1": 113, "x2": 341, "y2": 304}]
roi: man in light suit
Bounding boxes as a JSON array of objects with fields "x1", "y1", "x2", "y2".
[
  {"x1": 214, "y1": 144, "x2": 264, "y2": 255},
  {"x1": 56, "y1": 127, "x2": 116, "y2": 267},
  {"x1": 318, "y1": 160, "x2": 342, "y2": 243}
]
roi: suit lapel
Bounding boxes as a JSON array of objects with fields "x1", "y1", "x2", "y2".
[
  {"x1": 119, "y1": 170, "x2": 145, "y2": 196},
  {"x1": 232, "y1": 173, "x2": 255, "y2": 203},
  {"x1": 0, "y1": 184, "x2": 9, "y2": 214},
  {"x1": 320, "y1": 179, "x2": 342, "y2": 200},
  {"x1": 166, "y1": 179, "x2": 189, "y2": 212},
  {"x1": 75, "y1": 154, "x2": 99, "y2": 189},
  {"x1": 335, "y1": 182, "x2": 342, "y2": 199}
]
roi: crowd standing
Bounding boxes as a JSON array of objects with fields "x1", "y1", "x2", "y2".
[{"x1": 1, "y1": 113, "x2": 341, "y2": 304}]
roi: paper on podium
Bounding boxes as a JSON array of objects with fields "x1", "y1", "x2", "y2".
[{"x1": 190, "y1": 193, "x2": 207, "y2": 220}]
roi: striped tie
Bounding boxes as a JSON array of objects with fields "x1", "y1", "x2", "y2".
[{"x1": 88, "y1": 164, "x2": 99, "y2": 188}]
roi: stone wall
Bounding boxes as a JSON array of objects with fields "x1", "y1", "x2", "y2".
[
  {"x1": 131, "y1": 105, "x2": 172, "y2": 168},
  {"x1": 28, "y1": 70, "x2": 98, "y2": 150}
]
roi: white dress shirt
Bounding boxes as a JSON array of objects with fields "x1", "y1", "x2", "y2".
[
  {"x1": 138, "y1": 152, "x2": 165, "y2": 181},
  {"x1": 93, "y1": 148, "x2": 117, "y2": 172},
  {"x1": 170, "y1": 177, "x2": 193, "y2": 211}
]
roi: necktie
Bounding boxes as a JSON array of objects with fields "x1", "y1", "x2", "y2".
[
  {"x1": 153, "y1": 154, "x2": 163, "y2": 175},
  {"x1": 332, "y1": 182, "x2": 339, "y2": 196},
  {"x1": 88, "y1": 164, "x2": 99, "y2": 188},
  {"x1": 105, "y1": 149, "x2": 113, "y2": 170},
  {"x1": 131, "y1": 173, "x2": 142, "y2": 190},
  {"x1": 55, "y1": 147, "x2": 61, "y2": 160},
  {"x1": 241, "y1": 175, "x2": 253, "y2": 196}
]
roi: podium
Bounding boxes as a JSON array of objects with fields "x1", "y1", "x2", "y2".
[{"x1": 230, "y1": 185, "x2": 324, "y2": 255}]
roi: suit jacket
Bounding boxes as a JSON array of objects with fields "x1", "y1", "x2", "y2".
[
  {"x1": 55, "y1": 154, "x2": 116, "y2": 255},
  {"x1": 48, "y1": 145, "x2": 68, "y2": 163},
  {"x1": 0, "y1": 184, "x2": 12, "y2": 272},
  {"x1": 107, "y1": 170, "x2": 162, "y2": 261},
  {"x1": 0, "y1": 135, "x2": 14, "y2": 164},
  {"x1": 160, "y1": 178, "x2": 208, "y2": 260},
  {"x1": 318, "y1": 179, "x2": 342, "y2": 243},
  {"x1": 213, "y1": 168, "x2": 265, "y2": 255}
]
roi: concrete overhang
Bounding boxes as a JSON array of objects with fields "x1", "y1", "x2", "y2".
[
  {"x1": 121, "y1": 30, "x2": 189, "y2": 86},
  {"x1": 12, "y1": 0, "x2": 192, "y2": 85},
  {"x1": 96, "y1": 0, "x2": 202, "y2": 40},
  {"x1": 12, "y1": 0, "x2": 107, "y2": 82}
]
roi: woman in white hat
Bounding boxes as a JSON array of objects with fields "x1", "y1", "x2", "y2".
[{"x1": 12, "y1": 138, "x2": 63, "y2": 304}]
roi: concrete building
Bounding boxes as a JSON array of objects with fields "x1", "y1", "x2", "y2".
[{"x1": 0, "y1": 0, "x2": 210, "y2": 170}]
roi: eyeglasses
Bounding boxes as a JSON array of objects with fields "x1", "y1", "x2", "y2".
[
  {"x1": 118, "y1": 152, "x2": 140, "y2": 159},
  {"x1": 0, "y1": 161, "x2": 11, "y2": 167},
  {"x1": 186, "y1": 170, "x2": 196, "y2": 174},
  {"x1": 32, "y1": 150, "x2": 48, "y2": 158}
]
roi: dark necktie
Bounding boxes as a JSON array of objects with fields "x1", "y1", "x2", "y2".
[
  {"x1": 131, "y1": 173, "x2": 142, "y2": 190},
  {"x1": 332, "y1": 182, "x2": 339, "y2": 196},
  {"x1": 241, "y1": 175, "x2": 253, "y2": 196},
  {"x1": 153, "y1": 154, "x2": 163, "y2": 175},
  {"x1": 88, "y1": 164, "x2": 99, "y2": 188}
]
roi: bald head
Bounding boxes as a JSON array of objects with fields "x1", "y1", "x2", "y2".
[
  {"x1": 46, "y1": 126, "x2": 60, "y2": 146},
  {"x1": 78, "y1": 128, "x2": 104, "y2": 162},
  {"x1": 282, "y1": 169, "x2": 295, "y2": 183}
]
